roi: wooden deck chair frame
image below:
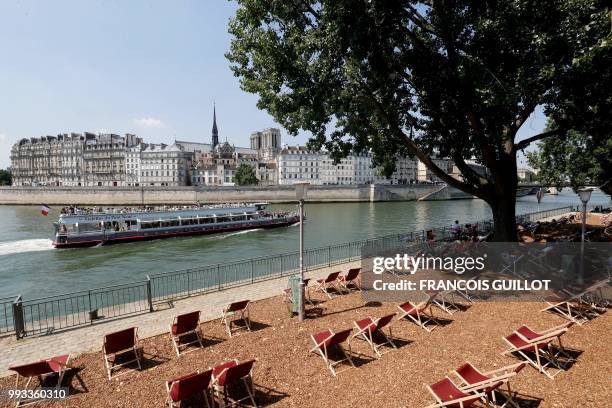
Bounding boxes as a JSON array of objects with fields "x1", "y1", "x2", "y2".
[
  {"x1": 221, "y1": 300, "x2": 251, "y2": 338},
  {"x1": 453, "y1": 361, "x2": 525, "y2": 408},
  {"x1": 313, "y1": 271, "x2": 342, "y2": 299},
  {"x1": 501, "y1": 328, "x2": 570, "y2": 379},
  {"x1": 10, "y1": 355, "x2": 72, "y2": 408},
  {"x1": 170, "y1": 311, "x2": 204, "y2": 356},
  {"x1": 541, "y1": 294, "x2": 593, "y2": 325},
  {"x1": 165, "y1": 369, "x2": 213, "y2": 408},
  {"x1": 397, "y1": 301, "x2": 440, "y2": 332},
  {"x1": 424, "y1": 377, "x2": 485, "y2": 408},
  {"x1": 352, "y1": 314, "x2": 397, "y2": 358},
  {"x1": 283, "y1": 278, "x2": 314, "y2": 307},
  {"x1": 309, "y1": 329, "x2": 355, "y2": 376},
  {"x1": 211, "y1": 359, "x2": 257, "y2": 407},
  {"x1": 338, "y1": 268, "x2": 361, "y2": 292},
  {"x1": 427, "y1": 290, "x2": 462, "y2": 315},
  {"x1": 103, "y1": 327, "x2": 142, "y2": 380}
]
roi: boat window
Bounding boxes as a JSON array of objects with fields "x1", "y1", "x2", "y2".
[
  {"x1": 141, "y1": 221, "x2": 161, "y2": 229},
  {"x1": 79, "y1": 223, "x2": 102, "y2": 232}
]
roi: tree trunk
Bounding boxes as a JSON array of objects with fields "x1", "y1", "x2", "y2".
[{"x1": 489, "y1": 195, "x2": 518, "y2": 241}]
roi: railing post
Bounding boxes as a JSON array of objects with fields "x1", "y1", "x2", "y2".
[
  {"x1": 251, "y1": 259, "x2": 254, "y2": 282},
  {"x1": 328, "y1": 246, "x2": 331, "y2": 267},
  {"x1": 217, "y1": 264, "x2": 221, "y2": 290},
  {"x1": 13, "y1": 295, "x2": 25, "y2": 340},
  {"x1": 187, "y1": 271, "x2": 191, "y2": 297},
  {"x1": 146, "y1": 276, "x2": 153, "y2": 313}
]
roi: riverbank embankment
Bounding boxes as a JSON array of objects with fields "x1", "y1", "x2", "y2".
[{"x1": 0, "y1": 184, "x2": 473, "y2": 205}]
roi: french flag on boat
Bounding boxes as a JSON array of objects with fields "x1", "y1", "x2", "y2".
[{"x1": 41, "y1": 204, "x2": 51, "y2": 216}]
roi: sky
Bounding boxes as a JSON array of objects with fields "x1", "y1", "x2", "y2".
[{"x1": 0, "y1": 0, "x2": 541, "y2": 169}]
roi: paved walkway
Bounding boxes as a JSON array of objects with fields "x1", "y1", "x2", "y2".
[{"x1": 0, "y1": 260, "x2": 360, "y2": 377}]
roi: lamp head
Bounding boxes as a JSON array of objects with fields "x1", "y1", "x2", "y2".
[
  {"x1": 577, "y1": 187, "x2": 593, "y2": 204},
  {"x1": 294, "y1": 182, "x2": 310, "y2": 201}
]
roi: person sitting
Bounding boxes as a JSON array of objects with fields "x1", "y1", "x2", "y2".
[{"x1": 451, "y1": 220, "x2": 461, "y2": 240}]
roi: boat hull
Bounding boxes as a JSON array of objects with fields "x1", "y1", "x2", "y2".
[{"x1": 53, "y1": 217, "x2": 299, "y2": 248}]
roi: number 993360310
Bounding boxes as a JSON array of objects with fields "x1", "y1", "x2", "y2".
[{"x1": 2, "y1": 387, "x2": 69, "y2": 401}]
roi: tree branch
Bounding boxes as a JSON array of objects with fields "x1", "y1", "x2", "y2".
[{"x1": 515, "y1": 128, "x2": 564, "y2": 150}]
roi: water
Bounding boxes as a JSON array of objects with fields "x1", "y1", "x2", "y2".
[{"x1": 0, "y1": 189, "x2": 609, "y2": 299}]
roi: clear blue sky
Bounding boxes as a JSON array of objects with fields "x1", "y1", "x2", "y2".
[{"x1": 0, "y1": 0, "x2": 541, "y2": 169}]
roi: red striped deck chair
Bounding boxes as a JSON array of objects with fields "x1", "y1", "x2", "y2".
[
  {"x1": 170, "y1": 311, "x2": 204, "y2": 356},
  {"x1": 314, "y1": 271, "x2": 342, "y2": 298},
  {"x1": 211, "y1": 359, "x2": 257, "y2": 407},
  {"x1": 338, "y1": 268, "x2": 361, "y2": 292},
  {"x1": 352, "y1": 314, "x2": 396, "y2": 358},
  {"x1": 103, "y1": 327, "x2": 142, "y2": 380},
  {"x1": 397, "y1": 301, "x2": 440, "y2": 332},
  {"x1": 309, "y1": 328, "x2": 355, "y2": 376},
  {"x1": 165, "y1": 369, "x2": 213, "y2": 408},
  {"x1": 502, "y1": 324, "x2": 572, "y2": 379},
  {"x1": 454, "y1": 361, "x2": 525, "y2": 408},
  {"x1": 221, "y1": 300, "x2": 251, "y2": 337},
  {"x1": 9, "y1": 354, "x2": 71, "y2": 407},
  {"x1": 425, "y1": 377, "x2": 485, "y2": 408}
]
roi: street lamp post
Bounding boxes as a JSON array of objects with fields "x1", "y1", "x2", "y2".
[
  {"x1": 295, "y1": 182, "x2": 310, "y2": 321},
  {"x1": 577, "y1": 188, "x2": 593, "y2": 284}
]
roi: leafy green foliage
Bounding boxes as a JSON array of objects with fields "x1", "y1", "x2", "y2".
[
  {"x1": 226, "y1": 0, "x2": 611, "y2": 239},
  {"x1": 528, "y1": 125, "x2": 612, "y2": 196},
  {"x1": 233, "y1": 163, "x2": 258, "y2": 185},
  {"x1": 0, "y1": 169, "x2": 11, "y2": 186}
]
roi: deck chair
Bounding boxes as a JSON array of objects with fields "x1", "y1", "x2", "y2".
[
  {"x1": 283, "y1": 278, "x2": 313, "y2": 307},
  {"x1": 221, "y1": 300, "x2": 251, "y2": 337},
  {"x1": 501, "y1": 325, "x2": 572, "y2": 379},
  {"x1": 352, "y1": 314, "x2": 396, "y2": 358},
  {"x1": 425, "y1": 377, "x2": 485, "y2": 408},
  {"x1": 427, "y1": 290, "x2": 462, "y2": 315},
  {"x1": 103, "y1": 327, "x2": 142, "y2": 380},
  {"x1": 9, "y1": 354, "x2": 71, "y2": 407},
  {"x1": 454, "y1": 362, "x2": 525, "y2": 408},
  {"x1": 541, "y1": 291, "x2": 593, "y2": 325},
  {"x1": 314, "y1": 271, "x2": 342, "y2": 298},
  {"x1": 166, "y1": 369, "x2": 213, "y2": 408},
  {"x1": 170, "y1": 311, "x2": 204, "y2": 356},
  {"x1": 309, "y1": 328, "x2": 355, "y2": 376},
  {"x1": 211, "y1": 359, "x2": 257, "y2": 407},
  {"x1": 338, "y1": 268, "x2": 361, "y2": 292},
  {"x1": 397, "y1": 301, "x2": 440, "y2": 332}
]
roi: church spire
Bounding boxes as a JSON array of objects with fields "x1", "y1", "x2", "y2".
[{"x1": 211, "y1": 103, "x2": 219, "y2": 148}]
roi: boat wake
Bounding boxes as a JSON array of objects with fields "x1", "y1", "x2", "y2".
[
  {"x1": 216, "y1": 229, "x2": 263, "y2": 239},
  {"x1": 0, "y1": 239, "x2": 54, "y2": 256}
]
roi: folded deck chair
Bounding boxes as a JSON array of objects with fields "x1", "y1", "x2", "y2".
[
  {"x1": 502, "y1": 326, "x2": 571, "y2": 379},
  {"x1": 170, "y1": 310, "x2": 204, "y2": 356},
  {"x1": 314, "y1": 271, "x2": 342, "y2": 298},
  {"x1": 283, "y1": 278, "x2": 313, "y2": 307},
  {"x1": 541, "y1": 291, "x2": 599, "y2": 325},
  {"x1": 352, "y1": 314, "x2": 396, "y2": 358},
  {"x1": 397, "y1": 301, "x2": 440, "y2": 332},
  {"x1": 221, "y1": 300, "x2": 251, "y2": 337},
  {"x1": 425, "y1": 377, "x2": 485, "y2": 408},
  {"x1": 211, "y1": 359, "x2": 257, "y2": 407},
  {"x1": 166, "y1": 369, "x2": 213, "y2": 408},
  {"x1": 103, "y1": 327, "x2": 142, "y2": 380},
  {"x1": 426, "y1": 290, "x2": 462, "y2": 315},
  {"x1": 310, "y1": 328, "x2": 355, "y2": 376},
  {"x1": 9, "y1": 354, "x2": 71, "y2": 407},
  {"x1": 338, "y1": 268, "x2": 361, "y2": 292},
  {"x1": 454, "y1": 361, "x2": 525, "y2": 408}
]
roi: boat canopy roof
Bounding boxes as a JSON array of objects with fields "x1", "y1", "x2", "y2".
[{"x1": 58, "y1": 206, "x2": 258, "y2": 224}]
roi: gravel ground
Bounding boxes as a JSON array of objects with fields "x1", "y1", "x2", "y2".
[{"x1": 0, "y1": 289, "x2": 609, "y2": 408}]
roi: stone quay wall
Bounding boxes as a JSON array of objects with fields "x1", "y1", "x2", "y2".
[{"x1": 0, "y1": 184, "x2": 473, "y2": 205}]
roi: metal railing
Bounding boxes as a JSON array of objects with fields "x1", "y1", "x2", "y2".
[{"x1": 3, "y1": 205, "x2": 574, "y2": 339}]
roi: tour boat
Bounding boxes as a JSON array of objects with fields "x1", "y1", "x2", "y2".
[{"x1": 52, "y1": 203, "x2": 299, "y2": 248}]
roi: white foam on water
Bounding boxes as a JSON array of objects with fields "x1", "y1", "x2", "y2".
[
  {"x1": 215, "y1": 229, "x2": 263, "y2": 239},
  {"x1": 0, "y1": 239, "x2": 54, "y2": 256}
]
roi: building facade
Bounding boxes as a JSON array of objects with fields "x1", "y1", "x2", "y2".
[{"x1": 140, "y1": 143, "x2": 193, "y2": 186}]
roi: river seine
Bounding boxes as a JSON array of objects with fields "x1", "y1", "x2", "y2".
[{"x1": 0, "y1": 189, "x2": 608, "y2": 299}]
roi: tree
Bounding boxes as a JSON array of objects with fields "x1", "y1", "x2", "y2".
[
  {"x1": 233, "y1": 163, "x2": 258, "y2": 185},
  {"x1": 226, "y1": 0, "x2": 611, "y2": 241},
  {"x1": 527, "y1": 124, "x2": 612, "y2": 196},
  {"x1": 0, "y1": 169, "x2": 11, "y2": 186}
]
